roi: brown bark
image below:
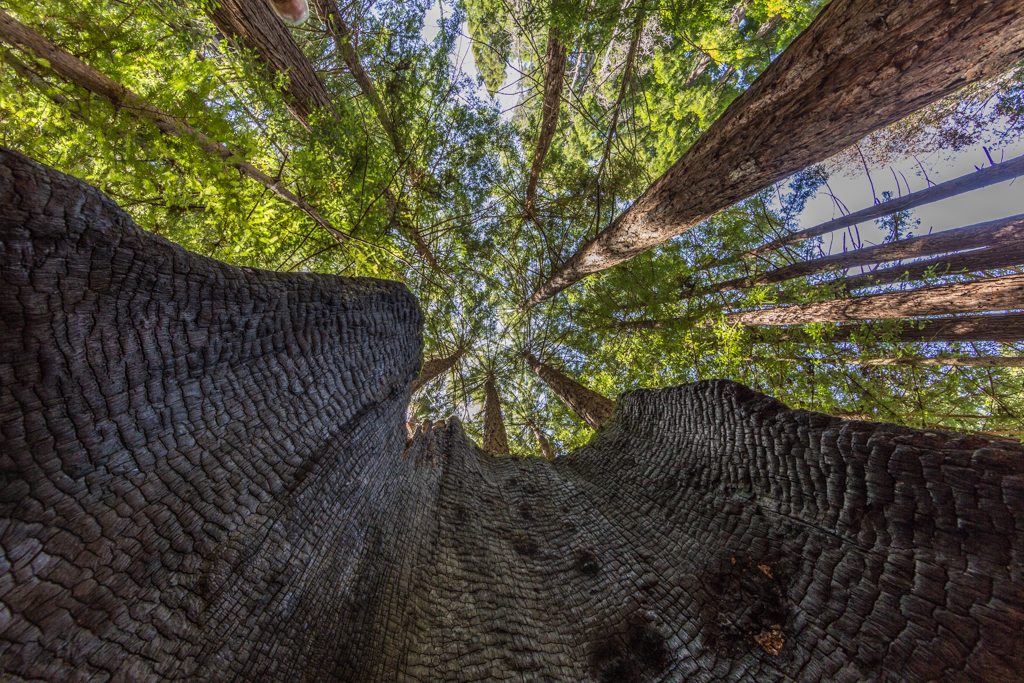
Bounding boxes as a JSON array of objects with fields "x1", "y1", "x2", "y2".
[
  {"x1": 525, "y1": 352, "x2": 616, "y2": 430},
  {"x1": 834, "y1": 244, "x2": 1024, "y2": 292},
  {"x1": 751, "y1": 312, "x2": 1024, "y2": 343},
  {"x1": 709, "y1": 213, "x2": 1024, "y2": 292},
  {"x1": 410, "y1": 346, "x2": 465, "y2": 393},
  {"x1": 530, "y1": 422, "x2": 556, "y2": 459},
  {"x1": 742, "y1": 154, "x2": 1024, "y2": 262},
  {"x1": 207, "y1": 0, "x2": 335, "y2": 123},
  {"x1": 483, "y1": 373, "x2": 510, "y2": 454},
  {"x1": 684, "y1": 3, "x2": 752, "y2": 87},
  {"x1": 726, "y1": 273, "x2": 1024, "y2": 326},
  {"x1": 524, "y1": 28, "x2": 567, "y2": 216},
  {"x1": 521, "y1": 0, "x2": 1024, "y2": 309},
  {"x1": 3, "y1": 150, "x2": 1023, "y2": 681},
  {"x1": 757, "y1": 356, "x2": 1024, "y2": 368},
  {"x1": 593, "y1": 16, "x2": 643, "y2": 193},
  {"x1": 0, "y1": 10, "x2": 355, "y2": 247}
]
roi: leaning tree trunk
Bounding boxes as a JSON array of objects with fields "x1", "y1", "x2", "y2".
[
  {"x1": 522, "y1": 0, "x2": 1024, "y2": 309},
  {"x1": 1, "y1": 149, "x2": 1022, "y2": 682},
  {"x1": 751, "y1": 312, "x2": 1024, "y2": 344},
  {"x1": 525, "y1": 352, "x2": 616, "y2": 430},
  {"x1": 410, "y1": 345, "x2": 464, "y2": 393},
  {"x1": 725, "y1": 273, "x2": 1024, "y2": 326},
  {"x1": 483, "y1": 373, "x2": 510, "y2": 454},
  {"x1": 524, "y1": 27, "x2": 567, "y2": 216}
]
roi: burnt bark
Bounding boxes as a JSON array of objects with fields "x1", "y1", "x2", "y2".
[
  {"x1": 522, "y1": 0, "x2": 1024, "y2": 309},
  {"x1": 2, "y1": 151, "x2": 1023, "y2": 682},
  {"x1": 752, "y1": 312, "x2": 1024, "y2": 344},
  {"x1": 707, "y1": 214, "x2": 1024, "y2": 293},
  {"x1": 726, "y1": 273, "x2": 1024, "y2": 326},
  {"x1": 483, "y1": 374, "x2": 510, "y2": 454},
  {"x1": 524, "y1": 28, "x2": 567, "y2": 216},
  {"x1": 410, "y1": 346, "x2": 465, "y2": 394},
  {"x1": 525, "y1": 352, "x2": 616, "y2": 430}
]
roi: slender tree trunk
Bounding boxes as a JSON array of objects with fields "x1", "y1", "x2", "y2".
[
  {"x1": 3, "y1": 150, "x2": 1023, "y2": 681},
  {"x1": 593, "y1": 15, "x2": 643, "y2": 195},
  {"x1": 726, "y1": 273, "x2": 1024, "y2": 326},
  {"x1": 206, "y1": 0, "x2": 335, "y2": 123},
  {"x1": 483, "y1": 374, "x2": 510, "y2": 454},
  {"x1": 411, "y1": 346, "x2": 465, "y2": 393},
  {"x1": 525, "y1": 28, "x2": 567, "y2": 216},
  {"x1": 834, "y1": 244, "x2": 1024, "y2": 292},
  {"x1": 706, "y1": 214, "x2": 1024, "y2": 293},
  {"x1": 521, "y1": 0, "x2": 1024, "y2": 309},
  {"x1": 0, "y1": 11, "x2": 356, "y2": 248},
  {"x1": 684, "y1": 3, "x2": 751, "y2": 87},
  {"x1": 755, "y1": 356, "x2": 1024, "y2": 368},
  {"x1": 750, "y1": 312, "x2": 1024, "y2": 343},
  {"x1": 739, "y1": 155, "x2": 1024, "y2": 262},
  {"x1": 525, "y1": 352, "x2": 616, "y2": 430},
  {"x1": 530, "y1": 422, "x2": 556, "y2": 459}
]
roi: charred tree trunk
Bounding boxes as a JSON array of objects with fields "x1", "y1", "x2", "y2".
[
  {"x1": 725, "y1": 273, "x2": 1024, "y2": 326},
  {"x1": 751, "y1": 312, "x2": 1024, "y2": 343},
  {"x1": 522, "y1": 0, "x2": 1024, "y2": 309},
  {"x1": 483, "y1": 373, "x2": 511, "y2": 454},
  {"x1": 2, "y1": 150, "x2": 1023, "y2": 681},
  {"x1": 525, "y1": 352, "x2": 616, "y2": 430},
  {"x1": 524, "y1": 28, "x2": 567, "y2": 216},
  {"x1": 706, "y1": 214, "x2": 1024, "y2": 293},
  {"x1": 411, "y1": 346, "x2": 465, "y2": 394}
]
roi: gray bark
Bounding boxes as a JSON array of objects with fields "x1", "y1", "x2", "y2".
[
  {"x1": 2, "y1": 149, "x2": 1023, "y2": 681},
  {"x1": 525, "y1": 352, "x2": 616, "y2": 430},
  {"x1": 522, "y1": 0, "x2": 1024, "y2": 309}
]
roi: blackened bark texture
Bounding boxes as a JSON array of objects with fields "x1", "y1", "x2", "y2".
[
  {"x1": 726, "y1": 273, "x2": 1024, "y2": 326},
  {"x1": 207, "y1": 0, "x2": 335, "y2": 122},
  {"x1": 525, "y1": 352, "x2": 616, "y2": 430},
  {"x1": 524, "y1": 28, "x2": 566, "y2": 216},
  {"x1": 522, "y1": 0, "x2": 1024, "y2": 309},
  {"x1": 410, "y1": 346, "x2": 464, "y2": 394},
  {"x1": 751, "y1": 312, "x2": 1024, "y2": 343},
  {"x1": 3, "y1": 152, "x2": 1024, "y2": 682},
  {"x1": 708, "y1": 213, "x2": 1024, "y2": 293},
  {"x1": 483, "y1": 374, "x2": 510, "y2": 455}
]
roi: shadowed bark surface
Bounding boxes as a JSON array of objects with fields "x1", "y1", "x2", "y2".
[{"x1": 2, "y1": 150, "x2": 1023, "y2": 682}]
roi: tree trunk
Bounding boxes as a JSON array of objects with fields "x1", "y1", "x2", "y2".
[
  {"x1": 524, "y1": 28, "x2": 567, "y2": 216},
  {"x1": 3, "y1": 150, "x2": 1023, "y2": 681},
  {"x1": 411, "y1": 346, "x2": 464, "y2": 393},
  {"x1": 521, "y1": 0, "x2": 1024, "y2": 309},
  {"x1": 206, "y1": 0, "x2": 335, "y2": 123},
  {"x1": 0, "y1": 11, "x2": 352, "y2": 247},
  {"x1": 483, "y1": 373, "x2": 510, "y2": 454},
  {"x1": 525, "y1": 352, "x2": 616, "y2": 430},
  {"x1": 752, "y1": 312, "x2": 1024, "y2": 343},
  {"x1": 756, "y1": 356, "x2": 1024, "y2": 368},
  {"x1": 725, "y1": 273, "x2": 1024, "y2": 326},
  {"x1": 530, "y1": 422, "x2": 556, "y2": 459},
  {"x1": 740, "y1": 154, "x2": 1024, "y2": 262},
  {"x1": 834, "y1": 243, "x2": 1024, "y2": 292},
  {"x1": 707, "y1": 213, "x2": 1024, "y2": 293}
]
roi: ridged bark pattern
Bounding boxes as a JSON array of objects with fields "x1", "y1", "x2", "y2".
[{"x1": 1, "y1": 151, "x2": 1022, "y2": 682}]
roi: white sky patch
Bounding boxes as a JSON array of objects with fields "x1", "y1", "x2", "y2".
[
  {"x1": 421, "y1": 0, "x2": 519, "y2": 117},
  {"x1": 789, "y1": 137, "x2": 1024, "y2": 252}
]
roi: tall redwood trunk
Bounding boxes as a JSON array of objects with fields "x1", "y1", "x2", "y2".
[
  {"x1": 751, "y1": 312, "x2": 1024, "y2": 343},
  {"x1": 483, "y1": 374, "x2": 511, "y2": 454},
  {"x1": 411, "y1": 346, "x2": 465, "y2": 393},
  {"x1": 522, "y1": 0, "x2": 1024, "y2": 309},
  {"x1": 524, "y1": 28, "x2": 567, "y2": 216},
  {"x1": 726, "y1": 274, "x2": 1024, "y2": 326},
  {"x1": 530, "y1": 422, "x2": 556, "y2": 459},
  {"x1": 706, "y1": 213, "x2": 1024, "y2": 293},
  {"x1": 2, "y1": 150, "x2": 1022, "y2": 681},
  {"x1": 525, "y1": 352, "x2": 616, "y2": 430}
]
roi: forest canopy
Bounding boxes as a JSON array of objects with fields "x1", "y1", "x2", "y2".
[{"x1": 2, "y1": 0, "x2": 1024, "y2": 455}]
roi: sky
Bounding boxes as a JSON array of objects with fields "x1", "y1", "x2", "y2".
[{"x1": 420, "y1": 2, "x2": 1024, "y2": 250}]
